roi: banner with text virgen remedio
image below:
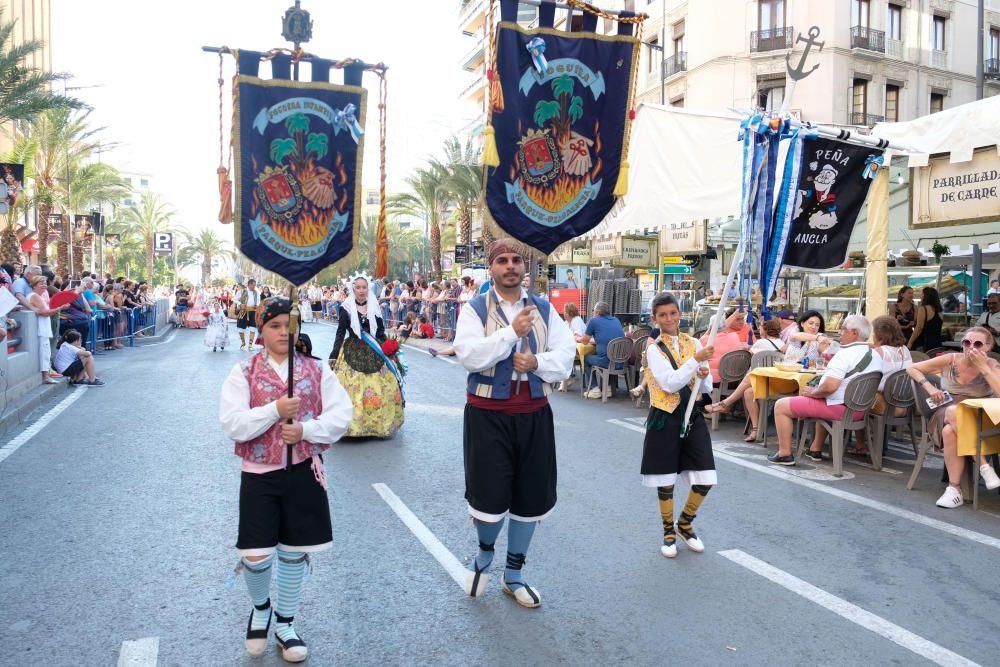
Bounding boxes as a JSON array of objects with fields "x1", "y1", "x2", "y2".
[{"x1": 234, "y1": 52, "x2": 366, "y2": 285}]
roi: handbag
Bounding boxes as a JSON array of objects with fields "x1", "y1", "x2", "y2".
[{"x1": 806, "y1": 348, "x2": 872, "y2": 388}]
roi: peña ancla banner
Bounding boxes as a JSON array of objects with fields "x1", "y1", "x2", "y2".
[
  {"x1": 234, "y1": 53, "x2": 365, "y2": 285},
  {"x1": 485, "y1": 0, "x2": 639, "y2": 254},
  {"x1": 781, "y1": 137, "x2": 882, "y2": 271}
]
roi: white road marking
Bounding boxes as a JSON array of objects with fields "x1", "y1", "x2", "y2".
[
  {"x1": 117, "y1": 637, "x2": 159, "y2": 666},
  {"x1": 403, "y1": 344, "x2": 458, "y2": 364},
  {"x1": 407, "y1": 402, "x2": 465, "y2": 418},
  {"x1": 0, "y1": 389, "x2": 86, "y2": 466},
  {"x1": 607, "y1": 419, "x2": 1000, "y2": 551},
  {"x1": 719, "y1": 550, "x2": 980, "y2": 667},
  {"x1": 372, "y1": 483, "x2": 467, "y2": 590},
  {"x1": 135, "y1": 330, "x2": 177, "y2": 347}
]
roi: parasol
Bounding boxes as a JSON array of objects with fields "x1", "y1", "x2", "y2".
[{"x1": 49, "y1": 290, "x2": 79, "y2": 309}]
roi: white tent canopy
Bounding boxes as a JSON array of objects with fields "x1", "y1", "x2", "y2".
[
  {"x1": 589, "y1": 103, "x2": 743, "y2": 239},
  {"x1": 872, "y1": 95, "x2": 1000, "y2": 166}
]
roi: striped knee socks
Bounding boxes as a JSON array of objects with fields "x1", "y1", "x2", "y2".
[
  {"x1": 274, "y1": 549, "x2": 308, "y2": 643},
  {"x1": 657, "y1": 486, "x2": 675, "y2": 546},
  {"x1": 677, "y1": 485, "x2": 710, "y2": 540},
  {"x1": 241, "y1": 555, "x2": 273, "y2": 631}
]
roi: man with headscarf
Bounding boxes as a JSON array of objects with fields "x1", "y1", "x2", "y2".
[
  {"x1": 453, "y1": 238, "x2": 575, "y2": 608},
  {"x1": 237, "y1": 278, "x2": 262, "y2": 350},
  {"x1": 219, "y1": 297, "x2": 353, "y2": 662}
]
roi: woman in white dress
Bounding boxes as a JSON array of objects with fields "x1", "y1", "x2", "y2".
[
  {"x1": 204, "y1": 301, "x2": 230, "y2": 352},
  {"x1": 27, "y1": 275, "x2": 66, "y2": 384}
]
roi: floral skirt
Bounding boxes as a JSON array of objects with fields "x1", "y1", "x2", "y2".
[{"x1": 335, "y1": 362, "x2": 404, "y2": 438}]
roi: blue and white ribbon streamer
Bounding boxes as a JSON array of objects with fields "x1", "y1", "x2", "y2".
[
  {"x1": 333, "y1": 103, "x2": 364, "y2": 143},
  {"x1": 525, "y1": 37, "x2": 548, "y2": 74}
]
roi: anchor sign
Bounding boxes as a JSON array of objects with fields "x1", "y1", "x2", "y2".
[{"x1": 786, "y1": 26, "x2": 824, "y2": 81}]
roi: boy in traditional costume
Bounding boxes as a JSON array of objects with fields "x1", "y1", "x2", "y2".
[
  {"x1": 454, "y1": 238, "x2": 575, "y2": 607},
  {"x1": 219, "y1": 297, "x2": 353, "y2": 662},
  {"x1": 237, "y1": 278, "x2": 263, "y2": 350},
  {"x1": 642, "y1": 292, "x2": 717, "y2": 558}
]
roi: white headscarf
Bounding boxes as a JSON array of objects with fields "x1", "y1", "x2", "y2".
[{"x1": 343, "y1": 276, "x2": 379, "y2": 339}]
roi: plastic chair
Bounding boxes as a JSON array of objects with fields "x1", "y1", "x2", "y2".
[
  {"x1": 751, "y1": 350, "x2": 797, "y2": 446},
  {"x1": 632, "y1": 336, "x2": 651, "y2": 408},
  {"x1": 908, "y1": 350, "x2": 930, "y2": 363},
  {"x1": 586, "y1": 337, "x2": 634, "y2": 403},
  {"x1": 745, "y1": 351, "x2": 784, "y2": 437},
  {"x1": 710, "y1": 350, "x2": 751, "y2": 430},
  {"x1": 794, "y1": 371, "x2": 882, "y2": 477},
  {"x1": 907, "y1": 374, "x2": 943, "y2": 491},
  {"x1": 866, "y1": 370, "x2": 915, "y2": 471},
  {"x1": 924, "y1": 346, "x2": 951, "y2": 357}
]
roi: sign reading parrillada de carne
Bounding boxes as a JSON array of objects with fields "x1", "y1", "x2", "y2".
[{"x1": 911, "y1": 147, "x2": 1000, "y2": 228}]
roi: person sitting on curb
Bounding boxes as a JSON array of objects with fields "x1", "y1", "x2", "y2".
[
  {"x1": 767, "y1": 315, "x2": 880, "y2": 466},
  {"x1": 53, "y1": 328, "x2": 104, "y2": 387}
]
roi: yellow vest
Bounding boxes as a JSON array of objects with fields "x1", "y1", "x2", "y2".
[{"x1": 646, "y1": 333, "x2": 699, "y2": 414}]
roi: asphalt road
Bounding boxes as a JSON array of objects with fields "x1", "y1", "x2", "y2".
[{"x1": 1, "y1": 321, "x2": 999, "y2": 667}]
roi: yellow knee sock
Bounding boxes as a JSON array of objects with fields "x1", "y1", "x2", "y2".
[
  {"x1": 676, "y1": 485, "x2": 710, "y2": 538},
  {"x1": 657, "y1": 486, "x2": 675, "y2": 546}
]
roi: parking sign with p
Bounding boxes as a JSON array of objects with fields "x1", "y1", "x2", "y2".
[{"x1": 153, "y1": 232, "x2": 173, "y2": 256}]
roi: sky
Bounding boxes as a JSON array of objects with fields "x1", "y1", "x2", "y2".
[{"x1": 50, "y1": 0, "x2": 478, "y2": 238}]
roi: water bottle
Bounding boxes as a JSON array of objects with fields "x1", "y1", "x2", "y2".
[{"x1": 801, "y1": 355, "x2": 810, "y2": 371}]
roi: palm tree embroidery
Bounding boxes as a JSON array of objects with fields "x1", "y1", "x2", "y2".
[{"x1": 533, "y1": 74, "x2": 583, "y2": 147}]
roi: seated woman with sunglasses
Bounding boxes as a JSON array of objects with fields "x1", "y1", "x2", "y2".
[{"x1": 906, "y1": 326, "x2": 1000, "y2": 508}]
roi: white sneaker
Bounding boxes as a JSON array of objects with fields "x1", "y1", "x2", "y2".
[
  {"x1": 679, "y1": 532, "x2": 705, "y2": 553},
  {"x1": 935, "y1": 485, "x2": 964, "y2": 508},
  {"x1": 585, "y1": 388, "x2": 602, "y2": 399},
  {"x1": 660, "y1": 543, "x2": 677, "y2": 558},
  {"x1": 980, "y1": 464, "x2": 1000, "y2": 490}
]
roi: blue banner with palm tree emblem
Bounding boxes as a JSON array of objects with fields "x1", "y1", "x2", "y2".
[
  {"x1": 234, "y1": 59, "x2": 365, "y2": 285},
  {"x1": 485, "y1": 0, "x2": 640, "y2": 254}
]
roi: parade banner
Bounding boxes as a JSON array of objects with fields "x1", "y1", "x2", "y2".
[
  {"x1": 484, "y1": 0, "x2": 640, "y2": 254},
  {"x1": 781, "y1": 137, "x2": 883, "y2": 271},
  {"x1": 234, "y1": 55, "x2": 366, "y2": 285},
  {"x1": 0, "y1": 163, "x2": 24, "y2": 215}
]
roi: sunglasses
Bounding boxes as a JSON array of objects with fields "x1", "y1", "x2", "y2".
[{"x1": 962, "y1": 339, "x2": 987, "y2": 349}]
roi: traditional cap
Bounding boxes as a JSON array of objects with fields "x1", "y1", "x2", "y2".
[
  {"x1": 294, "y1": 332, "x2": 320, "y2": 359},
  {"x1": 257, "y1": 297, "x2": 291, "y2": 328},
  {"x1": 487, "y1": 237, "x2": 524, "y2": 266}
]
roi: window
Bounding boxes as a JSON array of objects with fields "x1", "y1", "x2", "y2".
[
  {"x1": 673, "y1": 20, "x2": 685, "y2": 56},
  {"x1": 852, "y1": 0, "x2": 870, "y2": 28},
  {"x1": 885, "y1": 84, "x2": 899, "y2": 122},
  {"x1": 932, "y1": 16, "x2": 946, "y2": 51},
  {"x1": 758, "y1": 0, "x2": 785, "y2": 31},
  {"x1": 366, "y1": 191, "x2": 379, "y2": 205},
  {"x1": 140, "y1": 178, "x2": 149, "y2": 188},
  {"x1": 887, "y1": 4, "x2": 902, "y2": 40},
  {"x1": 990, "y1": 27, "x2": 999, "y2": 60},
  {"x1": 930, "y1": 92, "x2": 944, "y2": 114},
  {"x1": 757, "y1": 84, "x2": 784, "y2": 112},
  {"x1": 852, "y1": 78, "x2": 868, "y2": 116},
  {"x1": 671, "y1": 97, "x2": 685, "y2": 108},
  {"x1": 648, "y1": 37, "x2": 657, "y2": 73}
]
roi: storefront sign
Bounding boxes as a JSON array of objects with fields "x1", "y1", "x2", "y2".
[
  {"x1": 659, "y1": 219, "x2": 706, "y2": 255},
  {"x1": 910, "y1": 147, "x2": 1000, "y2": 228},
  {"x1": 572, "y1": 245, "x2": 594, "y2": 264},
  {"x1": 591, "y1": 235, "x2": 657, "y2": 267}
]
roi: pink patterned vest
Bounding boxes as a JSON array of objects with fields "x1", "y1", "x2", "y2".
[{"x1": 235, "y1": 351, "x2": 328, "y2": 464}]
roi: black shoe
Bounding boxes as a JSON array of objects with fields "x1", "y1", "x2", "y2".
[
  {"x1": 275, "y1": 615, "x2": 307, "y2": 663},
  {"x1": 767, "y1": 452, "x2": 796, "y2": 466},
  {"x1": 804, "y1": 449, "x2": 824, "y2": 462},
  {"x1": 245, "y1": 599, "x2": 271, "y2": 657}
]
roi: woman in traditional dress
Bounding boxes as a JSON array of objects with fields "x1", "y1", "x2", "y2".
[
  {"x1": 205, "y1": 300, "x2": 230, "y2": 352},
  {"x1": 328, "y1": 275, "x2": 405, "y2": 438},
  {"x1": 185, "y1": 287, "x2": 209, "y2": 329}
]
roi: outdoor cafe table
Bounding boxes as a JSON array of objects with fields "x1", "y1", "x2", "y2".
[
  {"x1": 748, "y1": 366, "x2": 824, "y2": 447},
  {"x1": 576, "y1": 342, "x2": 597, "y2": 392},
  {"x1": 955, "y1": 397, "x2": 1000, "y2": 510}
]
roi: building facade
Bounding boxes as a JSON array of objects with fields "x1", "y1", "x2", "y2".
[
  {"x1": 637, "y1": 0, "x2": 1000, "y2": 125},
  {"x1": 0, "y1": 0, "x2": 52, "y2": 155}
]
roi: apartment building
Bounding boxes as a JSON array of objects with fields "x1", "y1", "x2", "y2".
[
  {"x1": 637, "y1": 0, "x2": 1000, "y2": 126},
  {"x1": 0, "y1": 0, "x2": 52, "y2": 154}
]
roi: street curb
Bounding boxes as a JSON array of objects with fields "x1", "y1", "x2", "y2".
[{"x1": 0, "y1": 380, "x2": 66, "y2": 441}]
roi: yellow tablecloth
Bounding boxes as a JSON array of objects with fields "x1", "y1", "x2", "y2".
[
  {"x1": 748, "y1": 367, "x2": 823, "y2": 399},
  {"x1": 955, "y1": 398, "x2": 1000, "y2": 456},
  {"x1": 576, "y1": 342, "x2": 596, "y2": 368}
]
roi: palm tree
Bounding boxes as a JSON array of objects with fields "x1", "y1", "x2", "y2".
[
  {"x1": 388, "y1": 163, "x2": 447, "y2": 279},
  {"x1": 11, "y1": 108, "x2": 102, "y2": 266},
  {"x1": 65, "y1": 162, "x2": 130, "y2": 273},
  {"x1": 439, "y1": 136, "x2": 482, "y2": 248},
  {"x1": 177, "y1": 227, "x2": 234, "y2": 286},
  {"x1": 0, "y1": 8, "x2": 80, "y2": 128},
  {"x1": 118, "y1": 192, "x2": 174, "y2": 284}
]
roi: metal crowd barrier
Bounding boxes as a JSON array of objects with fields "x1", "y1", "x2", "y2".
[{"x1": 87, "y1": 303, "x2": 159, "y2": 352}]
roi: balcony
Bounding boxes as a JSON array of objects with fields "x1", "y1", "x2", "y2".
[
  {"x1": 931, "y1": 49, "x2": 947, "y2": 69},
  {"x1": 458, "y1": 0, "x2": 485, "y2": 34},
  {"x1": 663, "y1": 52, "x2": 687, "y2": 78},
  {"x1": 750, "y1": 26, "x2": 793, "y2": 53},
  {"x1": 849, "y1": 112, "x2": 884, "y2": 127},
  {"x1": 986, "y1": 58, "x2": 1000, "y2": 80},
  {"x1": 851, "y1": 26, "x2": 885, "y2": 53}
]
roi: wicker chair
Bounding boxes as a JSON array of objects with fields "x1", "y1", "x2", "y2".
[
  {"x1": 710, "y1": 350, "x2": 751, "y2": 430},
  {"x1": 794, "y1": 371, "x2": 882, "y2": 477},
  {"x1": 866, "y1": 370, "x2": 916, "y2": 471},
  {"x1": 586, "y1": 337, "x2": 634, "y2": 403}
]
